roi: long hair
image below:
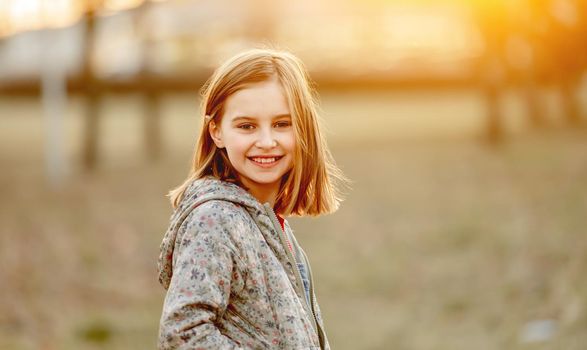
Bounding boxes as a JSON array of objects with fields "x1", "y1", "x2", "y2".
[{"x1": 168, "y1": 48, "x2": 348, "y2": 216}]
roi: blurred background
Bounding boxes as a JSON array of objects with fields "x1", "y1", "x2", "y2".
[{"x1": 1, "y1": 0, "x2": 586, "y2": 349}]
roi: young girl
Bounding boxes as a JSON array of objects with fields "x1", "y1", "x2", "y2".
[{"x1": 157, "y1": 48, "x2": 346, "y2": 350}]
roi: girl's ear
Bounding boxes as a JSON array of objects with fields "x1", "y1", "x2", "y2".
[{"x1": 208, "y1": 118, "x2": 225, "y2": 148}]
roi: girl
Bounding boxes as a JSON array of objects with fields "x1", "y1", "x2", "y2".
[{"x1": 157, "y1": 48, "x2": 346, "y2": 350}]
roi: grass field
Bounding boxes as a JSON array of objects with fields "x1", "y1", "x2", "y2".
[{"x1": 1, "y1": 90, "x2": 586, "y2": 349}]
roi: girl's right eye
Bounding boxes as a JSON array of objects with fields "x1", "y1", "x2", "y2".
[{"x1": 237, "y1": 124, "x2": 255, "y2": 130}]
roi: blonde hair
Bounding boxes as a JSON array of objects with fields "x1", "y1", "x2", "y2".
[{"x1": 168, "y1": 48, "x2": 347, "y2": 216}]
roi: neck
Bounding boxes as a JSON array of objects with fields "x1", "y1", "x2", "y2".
[
  {"x1": 249, "y1": 185, "x2": 278, "y2": 208},
  {"x1": 240, "y1": 178, "x2": 280, "y2": 209}
]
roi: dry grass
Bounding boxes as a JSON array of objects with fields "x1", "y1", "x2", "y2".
[{"x1": 1, "y1": 92, "x2": 586, "y2": 349}]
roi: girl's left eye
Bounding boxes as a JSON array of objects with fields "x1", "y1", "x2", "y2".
[{"x1": 275, "y1": 121, "x2": 291, "y2": 128}]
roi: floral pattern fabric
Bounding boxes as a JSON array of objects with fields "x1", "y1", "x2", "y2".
[{"x1": 157, "y1": 177, "x2": 330, "y2": 349}]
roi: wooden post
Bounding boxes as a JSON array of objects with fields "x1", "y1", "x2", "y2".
[
  {"x1": 81, "y1": 1, "x2": 101, "y2": 171},
  {"x1": 137, "y1": 2, "x2": 163, "y2": 162},
  {"x1": 481, "y1": 54, "x2": 505, "y2": 144}
]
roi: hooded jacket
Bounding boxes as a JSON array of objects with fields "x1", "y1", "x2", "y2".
[{"x1": 157, "y1": 177, "x2": 330, "y2": 349}]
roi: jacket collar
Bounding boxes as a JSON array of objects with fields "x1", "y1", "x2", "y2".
[{"x1": 157, "y1": 176, "x2": 290, "y2": 289}]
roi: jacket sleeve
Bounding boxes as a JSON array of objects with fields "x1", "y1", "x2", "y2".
[{"x1": 158, "y1": 203, "x2": 246, "y2": 350}]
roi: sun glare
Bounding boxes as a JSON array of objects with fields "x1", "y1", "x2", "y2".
[
  {"x1": 103, "y1": 0, "x2": 145, "y2": 12},
  {"x1": 0, "y1": 0, "x2": 153, "y2": 38}
]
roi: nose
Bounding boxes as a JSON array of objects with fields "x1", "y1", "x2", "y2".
[{"x1": 255, "y1": 128, "x2": 277, "y2": 149}]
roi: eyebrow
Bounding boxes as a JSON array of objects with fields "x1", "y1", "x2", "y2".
[{"x1": 231, "y1": 114, "x2": 291, "y2": 123}]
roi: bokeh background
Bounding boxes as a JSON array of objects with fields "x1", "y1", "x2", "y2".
[{"x1": 1, "y1": 0, "x2": 587, "y2": 349}]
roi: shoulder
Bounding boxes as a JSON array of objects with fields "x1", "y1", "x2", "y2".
[
  {"x1": 180, "y1": 199, "x2": 254, "y2": 243},
  {"x1": 187, "y1": 199, "x2": 250, "y2": 224}
]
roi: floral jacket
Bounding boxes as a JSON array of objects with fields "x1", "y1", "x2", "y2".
[{"x1": 157, "y1": 177, "x2": 330, "y2": 349}]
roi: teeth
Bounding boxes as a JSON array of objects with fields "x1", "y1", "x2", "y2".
[{"x1": 252, "y1": 157, "x2": 277, "y2": 164}]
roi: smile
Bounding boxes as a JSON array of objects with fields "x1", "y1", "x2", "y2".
[{"x1": 248, "y1": 156, "x2": 283, "y2": 166}]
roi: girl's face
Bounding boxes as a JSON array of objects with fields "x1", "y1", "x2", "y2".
[{"x1": 209, "y1": 78, "x2": 295, "y2": 203}]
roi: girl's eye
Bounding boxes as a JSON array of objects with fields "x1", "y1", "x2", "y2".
[
  {"x1": 237, "y1": 124, "x2": 255, "y2": 130},
  {"x1": 275, "y1": 121, "x2": 291, "y2": 128}
]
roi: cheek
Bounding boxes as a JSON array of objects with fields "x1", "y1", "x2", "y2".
[
  {"x1": 224, "y1": 134, "x2": 252, "y2": 159},
  {"x1": 282, "y1": 132, "x2": 296, "y2": 153}
]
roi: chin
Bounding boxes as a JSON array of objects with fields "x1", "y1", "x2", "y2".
[
  {"x1": 247, "y1": 171, "x2": 286, "y2": 184},
  {"x1": 250, "y1": 176, "x2": 283, "y2": 185}
]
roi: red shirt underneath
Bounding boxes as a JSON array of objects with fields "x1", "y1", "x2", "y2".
[
  {"x1": 276, "y1": 215, "x2": 293, "y2": 253},
  {"x1": 277, "y1": 215, "x2": 285, "y2": 231}
]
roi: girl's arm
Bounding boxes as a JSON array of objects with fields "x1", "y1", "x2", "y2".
[{"x1": 158, "y1": 203, "x2": 246, "y2": 350}]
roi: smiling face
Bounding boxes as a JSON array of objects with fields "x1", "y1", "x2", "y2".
[{"x1": 208, "y1": 77, "x2": 296, "y2": 205}]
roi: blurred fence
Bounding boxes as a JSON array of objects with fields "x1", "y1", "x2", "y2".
[{"x1": 1, "y1": 0, "x2": 586, "y2": 172}]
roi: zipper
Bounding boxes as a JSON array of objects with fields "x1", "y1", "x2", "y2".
[
  {"x1": 263, "y1": 204, "x2": 320, "y2": 336},
  {"x1": 300, "y1": 247, "x2": 327, "y2": 349}
]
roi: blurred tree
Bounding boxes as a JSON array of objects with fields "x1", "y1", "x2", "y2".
[
  {"x1": 471, "y1": 0, "x2": 510, "y2": 143},
  {"x1": 540, "y1": 0, "x2": 586, "y2": 125}
]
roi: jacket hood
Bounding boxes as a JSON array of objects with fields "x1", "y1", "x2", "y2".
[{"x1": 157, "y1": 176, "x2": 269, "y2": 289}]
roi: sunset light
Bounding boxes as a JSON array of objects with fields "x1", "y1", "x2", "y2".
[
  {"x1": 1, "y1": 0, "x2": 586, "y2": 349},
  {"x1": 0, "y1": 0, "x2": 152, "y2": 38}
]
